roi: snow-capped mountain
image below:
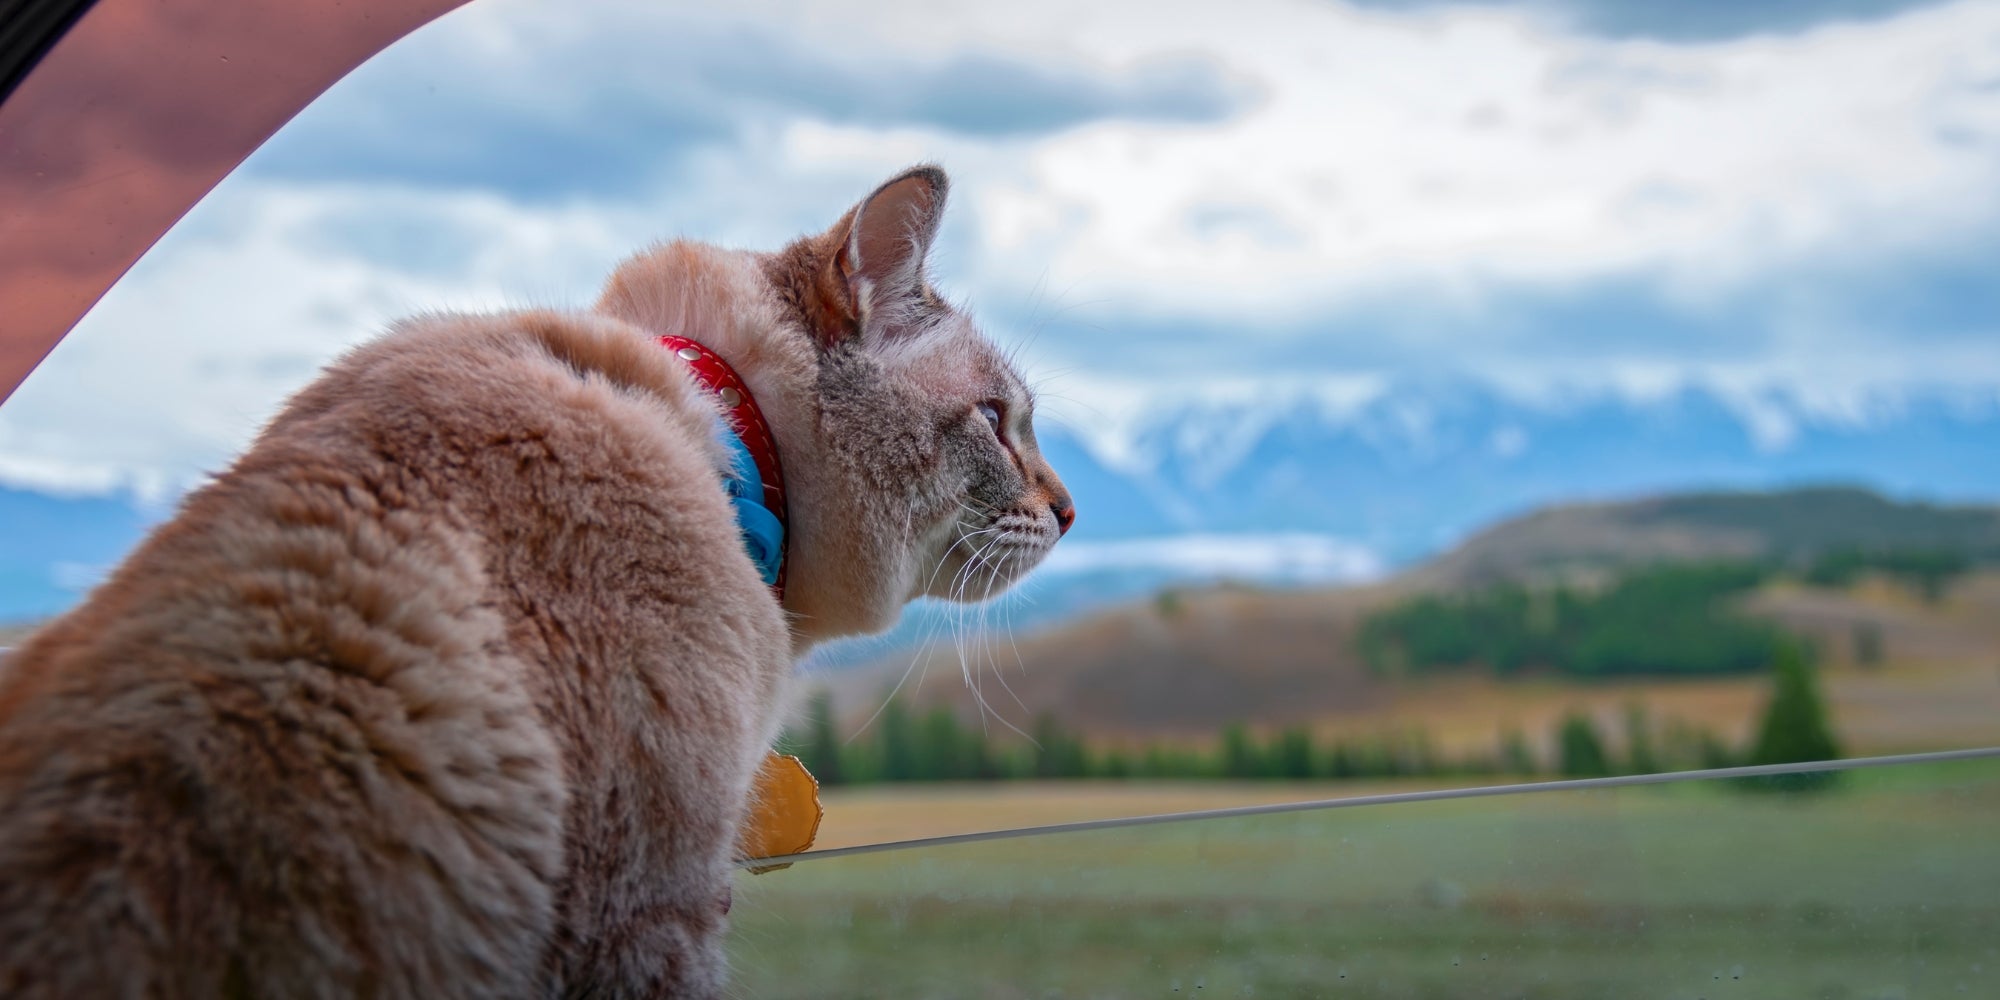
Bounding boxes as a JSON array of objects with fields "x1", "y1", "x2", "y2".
[{"x1": 1038, "y1": 380, "x2": 2000, "y2": 565}]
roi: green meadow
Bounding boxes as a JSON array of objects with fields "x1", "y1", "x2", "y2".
[{"x1": 729, "y1": 760, "x2": 2000, "y2": 999}]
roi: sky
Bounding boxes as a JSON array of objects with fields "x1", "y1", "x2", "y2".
[{"x1": 3, "y1": 0, "x2": 1999, "y2": 501}]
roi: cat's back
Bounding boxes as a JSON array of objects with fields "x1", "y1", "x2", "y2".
[{"x1": 0, "y1": 308, "x2": 766, "y2": 998}]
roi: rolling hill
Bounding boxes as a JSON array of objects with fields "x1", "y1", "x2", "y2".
[
  {"x1": 1409, "y1": 486, "x2": 2000, "y2": 588},
  {"x1": 814, "y1": 486, "x2": 2000, "y2": 754}
]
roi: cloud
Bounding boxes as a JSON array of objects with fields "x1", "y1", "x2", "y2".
[
  {"x1": 969, "y1": 0, "x2": 2000, "y2": 330},
  {"x1": 246, "y1": 0, "x2": 1251, "y2": 202},
  {"x1": 7, "y1": 0, "x2": 2000, "y2": 499},
  {"x1": 1348, "y1": 0, "x2": 1956, "y2": 42},
  {"x1": 49, "y1": 561, "x2": 110, "y2": 594},
  {"x1": 250, "y1": 83, "x2": 727, "y2": 203},
  {"x1": 1006, "y1": 233, "x2": 2000, "y2": 416},
  {"x1": 1039, "y1": 533, "x2": 1386, "y2": 584},
  {"x1": 0, "y1": 182, "x2": 642, "y2": 498},
  {"x1": 1562, "y1": 0, "x2": 1953, "y2": 41},
  {"x1": 717, "y1": 48, "x2": 1251, "y2": 138}
]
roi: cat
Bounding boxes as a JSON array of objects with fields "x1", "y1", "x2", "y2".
[{"x1": 0, "y1": 165, "x2": 1073, "y2": 998}]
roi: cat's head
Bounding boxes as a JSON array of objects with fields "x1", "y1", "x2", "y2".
[{"x1": 599, "y1": 167, "x2": 1072, "y2": 648}]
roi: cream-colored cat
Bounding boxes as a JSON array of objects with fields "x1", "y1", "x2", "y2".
[{"x1": 0, "y1": 166, "x2": 1072, "y2": 998}]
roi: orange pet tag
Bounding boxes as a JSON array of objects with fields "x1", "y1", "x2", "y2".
[{"x1": 738, "y1": 753, "x2": 822, "y2": 873}]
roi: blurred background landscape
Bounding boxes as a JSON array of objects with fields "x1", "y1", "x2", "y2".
[
  {"x1": 6, "y1": 0, "x2": 2000, "y2": 845},
  {"x1": 797, "y1": 487, "x2": 1997, "y2": 805}
]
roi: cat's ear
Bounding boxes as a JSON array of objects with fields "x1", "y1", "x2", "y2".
[{"x1": 819, "y1": 165, "x2": 948, "y2": 348}]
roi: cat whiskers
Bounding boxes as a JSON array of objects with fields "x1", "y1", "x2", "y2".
[
  {"x1": 953, "y1": 537, "x2": 1004, "y2": 728},
  {"x1": 935, "y1": 531, "x2": 996, "y2": 713},
  {"x1": 967, "y1": 581, "x2": 1034, "y2": 743},
  {"x1": 990, "y1": 588, "x2": 1034, "y2": 716},
  {"x1": 944, "y1": 529, "x2": 1034, "y2": 743},
  {"x1": 849, "y1": 516, "x2": 1001, "y2": 742},
  {"x1": 857, "y1": 500, "x2": 1042, "y2": 747},
  {"x1": 980, "y1": 553, "x2": 1040, "y2": 736}
]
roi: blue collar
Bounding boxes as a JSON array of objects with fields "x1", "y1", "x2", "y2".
[{"x1": 717, "y1": 423, "x2": 785, "y2": 589}]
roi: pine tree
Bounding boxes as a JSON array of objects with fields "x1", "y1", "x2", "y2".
[
  {"x1": 1556, "y1": 712, "x2": 1612, "y2": 777},
  {"x1": 1362, "y1": 734, "x2": 1404, "y2": 777},
  {"x1": 802, "y1": 690, "x2": 845, "y2": 786},
  {"x1": 1327, "y1": 740, "x2": 1361, "y2": 779},
  {"x1": 1031, "y1": 713, "x2": 1089, "y2": 778},
  {"x1": 963, "y1": 726, "x2": 1002, "y2": 781},
  {"x1": 1274, "y1": 726, "x2": 1316, "y2": 779},
  {"x1": 918, "y1": 708, "x2": 965, "y2": 780},
  {"x1": 1743, "y1": 642, "x2": 1843, "y2": 791},
  {"x1": 1220, "y1": 723, "x2": 1258, "y2": 779},
  {"x1": 878, "y1": 696, "x2": 918, "y2": 782}
]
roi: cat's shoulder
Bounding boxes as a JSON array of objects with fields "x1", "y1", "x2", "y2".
[
  {"x1": 270, "y1": 307, "x2": 723, "y2": 469},
  {"x1": 330, "y1": 308, "x2": 705, "y2": 414}
]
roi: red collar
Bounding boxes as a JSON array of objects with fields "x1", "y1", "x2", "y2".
[{"x1": 658, "y1": 335, "x2": 788, "y2": 597}]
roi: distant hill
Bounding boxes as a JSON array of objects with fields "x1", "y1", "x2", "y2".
[
  {"x1": 818, "y1": 486, "x2": 2000, "y2": 742},
  {"x1": 818, "y1": 584, "x2": 1396, "y2": 740},
  {"x1": 1409, "y1": 486, "x2": 2000, "y2": 589}
]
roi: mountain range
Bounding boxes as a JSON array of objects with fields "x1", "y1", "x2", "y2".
[{"x1": 1040, "y1": 379, "x2": 2000, "y2": 556}]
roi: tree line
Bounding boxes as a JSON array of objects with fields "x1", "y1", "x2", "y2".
[
  {"x1": 1354, "y1": 550, "x2": 1969, "y2": 680},
  {"x1": 1801, "y1": 546, "x2": 1967, "y2": 602},
  {"x1": 781, "y1": 640, "x2": 1839, "y2": 786}
]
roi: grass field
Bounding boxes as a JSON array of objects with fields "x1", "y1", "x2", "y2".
[{"x1": 728, "y1": 760, "x2": 2000, "y2": 998}]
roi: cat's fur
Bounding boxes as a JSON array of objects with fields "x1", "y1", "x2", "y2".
[{"x1": 0, "y1": 166, "x2": 1071, "y2": 998}]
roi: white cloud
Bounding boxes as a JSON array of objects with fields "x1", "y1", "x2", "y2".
[
  {"x1": 49, "y1": 561, "x2": 109, "y2": 594},
  {"x1": 0, "y1": 183, "x2": 639, "y2": 497},
  {"x1": 966, "y1": 0, "x2": 2000, "y2": 325},
  {"x1": 1490, "y1": 425, "x2": 1530, "y2": 458},
  {"x1": 5, "y1": 0, "x2": 2000, "y2": 496},
  {"x1": 1038, "y1": 532, "x2": 1385, "y2": 584}
]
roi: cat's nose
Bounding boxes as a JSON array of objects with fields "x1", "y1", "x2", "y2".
[{"x1": 1052, "y1": 497, "x2": 1076, "y2": 536}]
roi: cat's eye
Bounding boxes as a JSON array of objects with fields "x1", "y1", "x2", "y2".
[{"x1": 976, "y1": 400, "x2": 1005, "y2": 435}]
